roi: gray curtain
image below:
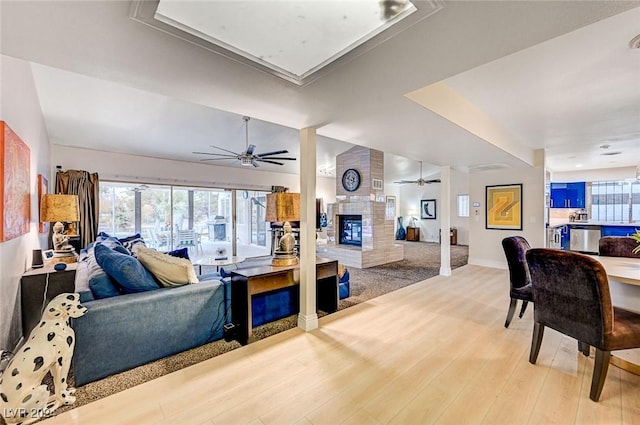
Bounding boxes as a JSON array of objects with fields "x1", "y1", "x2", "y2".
[{"x1": 55, "y1": 169, "x2": 99, "y2": 249}]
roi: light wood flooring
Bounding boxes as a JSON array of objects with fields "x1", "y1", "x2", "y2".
[{"x1": 41, "y1": 265, "x2": 640, "y2": 425}]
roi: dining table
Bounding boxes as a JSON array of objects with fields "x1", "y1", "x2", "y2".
[{"x1": 588, "y1": 254, "x2": 640, "y2": 374}]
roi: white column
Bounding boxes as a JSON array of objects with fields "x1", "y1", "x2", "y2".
[
  {"x1": 440, "y1": 165, "x2": 452, "y2": 276},
  {"x1": 298, "y1": 127, "x2": 318, "y2": 331}
]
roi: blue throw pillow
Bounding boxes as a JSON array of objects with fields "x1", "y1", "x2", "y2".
[
  {"x1": 219, "y1": 267, "x2": 231, "y2": 278},
  {"x1": 165, "y1": 247, "x2": 190, "y2": 260},
  {"x1": 85, "y1": 242, "x2": 121, "y2": 299},
  {"x1": 118, "y1": 233, "x2": 146, "y2": 253},
  {"x1": 94, "y1": 243, "x2": 160, "y2": 294}
]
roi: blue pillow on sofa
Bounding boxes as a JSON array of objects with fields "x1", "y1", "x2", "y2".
[
  {"x1": 118, "y1": 233, "x2": 146, "y2": 253},
  {"x1": 85, "y1": 242, "x2": 121, "y2": 299},
  {"x1": 94, "y1": 243, "x2": 160, "y2": 294},
  {"x1": 165, "y1": 247, "x2": 190, "y2": 260}
]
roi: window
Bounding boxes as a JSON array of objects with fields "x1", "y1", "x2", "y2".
[
  {"x1": 99, "y1": 182, "x2": 272, "y2": 260},
  {"x1": 457, "y1": 194, "x2": 469, "y2": 217},
  {"x1": 591, "y1": 181, "x2": 639, "y2": 222}
]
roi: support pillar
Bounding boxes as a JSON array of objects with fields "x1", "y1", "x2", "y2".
[
  {"x1": 440, "y1": 165, "x2": 452, "y2": 276},
  {"x1": 298, "y1": 127, "x2": 318, "y2": 331}
]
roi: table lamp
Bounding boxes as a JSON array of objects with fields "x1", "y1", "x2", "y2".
[
  {"x1": 40, "y1": 194, "x2": 80, "y2": 251},
  {"x1": 266, "y1": 192, "x2": 300, "y2": 266}
]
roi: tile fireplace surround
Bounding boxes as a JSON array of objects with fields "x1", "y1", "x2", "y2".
[{"x1": 321, "y1": 146, "x2": 403, "y2": 268}]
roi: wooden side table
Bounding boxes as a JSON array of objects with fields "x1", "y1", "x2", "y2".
[
  {"x1": 230, "y1": 257, "x2": 338, "y2": 344},
  {"x1": 406, "y1": 227, "x2": 420, "y2": 241},
  {"x1": 20, "y1": 263, "x2": 77, "y2": 338}
]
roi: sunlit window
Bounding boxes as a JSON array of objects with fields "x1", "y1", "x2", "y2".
[{"x1": 457, "y1": 194, "x2": 469, "y2": 217}]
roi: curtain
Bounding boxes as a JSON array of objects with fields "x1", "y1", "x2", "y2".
[{"x1": 56, "y1": 169, "x2": 99, "y2": 249}]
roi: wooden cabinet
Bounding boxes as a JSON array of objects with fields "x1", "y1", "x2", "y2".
[
  {"x1": 550, "y1": 182, "x2": 586, "y2": 208},
  {"x1": 21, "y1": 263, "x2": 77, "y2": 338},
  {"x1": 406, "y1": 227, "x2": 420, "y2": 241}
]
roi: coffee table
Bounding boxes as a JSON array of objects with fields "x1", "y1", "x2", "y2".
[{"x1": 193, "y1": 256, "x2": 245, "y2": 274}]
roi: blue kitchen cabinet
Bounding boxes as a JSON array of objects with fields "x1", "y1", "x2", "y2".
[
  {"x1": 550, "y1": 182, "x2": 586, "y2": 208},
  {"x1": 601, "y1": 226, "x2": 640, "y2": 237}
]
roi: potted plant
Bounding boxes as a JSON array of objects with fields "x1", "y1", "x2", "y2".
[{"x1": 631, "y1": 230, "x2": 640, "y2": 254}]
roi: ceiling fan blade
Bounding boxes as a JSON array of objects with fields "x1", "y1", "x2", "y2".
[
  {"x1": 257, "y1": 156, "x2": 296, "y2": 161},
  {"x1": 252, "y1": 159, "x2": 259, "y2": 167},
  {"x1": 193, "y1": 151, "x2": 238, "y2": 158},
  {"x1": 246, "y1": 144, "x2": 256, "y2": 155},
  {"x1": 394, "y1": 180, "x2": 417, "y2": 184},
  {"x1": 199, "y1": 157, "x2": 240, "y2": 162},
  {"x1": 425, "y1": 179, "x2": 441, "y2": 184},
  {"x1": 256, "y1": 149, "x2": 289, "y2": 157},
  {"x1": 208, "y1": 145, "x2": 241, "y2": 156},
  {"x1": 258, "y1": 159, "x2": 285, "y2": 166}
]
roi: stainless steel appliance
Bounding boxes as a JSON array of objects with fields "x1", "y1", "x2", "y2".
[
  {"x1": 547, "y1": 227, "x2": 562, "y2": 249},
  {"x1": 569, "y1": 225, "x2": 600, "y2": 253}
]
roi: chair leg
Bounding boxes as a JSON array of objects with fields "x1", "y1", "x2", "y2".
[
  {"x1": 578, "y1": 341, "x2": 591, "y2": 357},
  {"x1": 518, "y1": 300, "x2": 529, "y2": 318},
  {"x1": 590, "y1": 349, "x2": 611, "y2": 402},
  {"x1": 504, "y1": 298, "x2": 517, "y2": 328},
  {"x1": 529, "y1": 322, "x2": 545, "y2": 364}
]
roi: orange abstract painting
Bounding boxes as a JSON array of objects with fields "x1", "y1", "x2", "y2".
[
  {"x1": 1, "y1": 121, "x2": 31, "y2": 242},
  {"x1": 486, "y1": 184, "x2": 522, "y2": 230}
]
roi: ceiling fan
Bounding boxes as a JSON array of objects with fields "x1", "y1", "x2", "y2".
[
  {"x1": 394, "y1": 161, "x2": 441, "y2": 186},
  {"x1": 193, "y1": 116, "x2": 296, "y2": 167}
]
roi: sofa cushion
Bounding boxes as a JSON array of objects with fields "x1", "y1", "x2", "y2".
[
  {"x1": 85, "y1": 242, "x2": 121, "y2": 299},
  {"x1": 134, "y1": 245, "x2": 198, "y2": 287},
  {"x1": 95, "y1": 243, "x2": 160, "y2": 293},
  {"x1": 118, "y1": 233, "x2": 146, "y2": 254}
]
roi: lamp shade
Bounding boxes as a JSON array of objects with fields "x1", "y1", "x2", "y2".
[
  {"x1": 40, "y1": 194, "x2": 80, "y2": 222},
  {"x1": 266, "y1": 193, "x2": 300, "y2": 222}
]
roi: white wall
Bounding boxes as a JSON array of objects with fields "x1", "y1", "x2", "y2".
[
  {"x1": 52, "y1": 146, "x2": 304, "y2": 191},
  {"x1": 396, "y1": 170, "x2": 470, "y2": 245},
  {"x1": 468, "y1": 165, "x2": 546, "y2": 269},
  {"x1": 0, "y1": 55, "x2": 51, "y2": 350},
  {"x1": 552, "y1": 166, "x2": 636, "y2": 183}
]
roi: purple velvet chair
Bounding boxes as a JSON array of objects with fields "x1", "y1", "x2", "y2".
[
  {"x1": 501, "y1": 236, "x2": 533, "y2": 328},
  {"x1": 526, "y1": 248, "x2": 640, "y2": 401},
  {"x1": 599, "y1": 236, "x2": 640, "y2": 258}
]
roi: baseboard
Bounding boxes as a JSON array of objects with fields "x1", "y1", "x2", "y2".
[
  {"x1": 297, "y1": 313, "x2": 319, "y2": 332},
  {"x1": 468, "y1": 257, "x2": 508, "y2": 270}
]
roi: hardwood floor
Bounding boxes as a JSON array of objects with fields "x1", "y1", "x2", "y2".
[{"x1": 41, "y1": 265, "x2": 640, "y2": 425}]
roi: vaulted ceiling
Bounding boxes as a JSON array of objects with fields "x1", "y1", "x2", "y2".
[{"x1": 1, "y1": 1, "x2": 639, "y2": 181}]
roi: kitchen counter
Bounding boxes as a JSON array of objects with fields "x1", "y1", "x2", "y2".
[{"x1": 548, "y1": 221, "x2": 640, "y2": 228}]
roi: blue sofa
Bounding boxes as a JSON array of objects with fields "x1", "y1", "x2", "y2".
[{"x1": 71, "y1": 275, "x2": 228, "y2": 385}]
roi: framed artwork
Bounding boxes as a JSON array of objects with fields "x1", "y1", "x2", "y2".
[
  {"x1": 43, "y1": 249, "x2": 54, "y2": 262},
  {"x1": 486, "y1": 183, "x2": 523, "y2": 230},
  {"x1": 421, "y1": 199, "x2": 436, "y2": 220},
  {"x1": 385, "y1": 196, "x2": 396, "y2": 220},
  {"x1": 38, "y1": 174, "x2": 49, "y2": 233},
  {"x1": 0, "y1": 121, "x2": 31, "y2": 242}
]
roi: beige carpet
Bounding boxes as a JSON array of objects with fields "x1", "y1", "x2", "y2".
[{"x1": 46, "y1": 241, "x2": 469, "y2": 417}]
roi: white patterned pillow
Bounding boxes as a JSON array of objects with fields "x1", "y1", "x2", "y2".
[{"x1": 133, "y1": 245, "x2": 198, "y2": 287}]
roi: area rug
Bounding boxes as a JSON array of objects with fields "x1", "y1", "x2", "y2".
[{"x1": 48, "y1": 241, "x2": 469, "y2": 416}]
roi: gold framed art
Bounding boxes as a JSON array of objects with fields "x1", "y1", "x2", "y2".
[{"x1": 486, "y1": 184, "x2": 522, "y2": 230}]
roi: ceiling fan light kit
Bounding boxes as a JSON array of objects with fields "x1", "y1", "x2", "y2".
[{"x1": 193, "y1": 116, "x2": 296, "y2": 167}]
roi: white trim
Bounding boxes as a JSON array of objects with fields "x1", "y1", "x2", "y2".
[{"x1": 297, "y1": 313, "x2": 319, "y2": 332}]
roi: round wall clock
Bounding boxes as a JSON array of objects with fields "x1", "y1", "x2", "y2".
[{"x1": 341, "y1": 168, "x2": 361, "y2": 192}]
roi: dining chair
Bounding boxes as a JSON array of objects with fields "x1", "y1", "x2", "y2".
[
  {"x1": 501, "y1": 236, "x2": 533, "y2": 328},
  {"x1": 599, "y1": 236, "x2": 640, "y2": 258},
  {"x1": 526, "y1": 248, "x2": 640, "y2": 401}
]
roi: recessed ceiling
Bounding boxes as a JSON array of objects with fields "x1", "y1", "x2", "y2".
[{"x1": 130, "y1": 0, "x2": 443, "y2": 86}]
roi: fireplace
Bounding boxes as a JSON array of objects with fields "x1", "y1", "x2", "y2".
[{"x1": 338, "y1": 215, "x2": 362, "y2": 247}]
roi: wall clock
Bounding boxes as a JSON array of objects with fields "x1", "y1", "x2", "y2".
[{"x1": 341, "y1": 168, "x2": 361, "y2": 192}]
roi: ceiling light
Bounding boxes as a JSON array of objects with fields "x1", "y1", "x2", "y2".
[
  {"x1": 629, "y1": 34, "x2": 640, "y2": 49},
  {"x1": 576, "y1": 164, "x2": 583, "y2": 168}
]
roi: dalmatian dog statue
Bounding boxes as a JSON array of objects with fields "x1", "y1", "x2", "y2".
[{"x1": 0, "y1": 293, "x2": 87, "y2": 424}]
